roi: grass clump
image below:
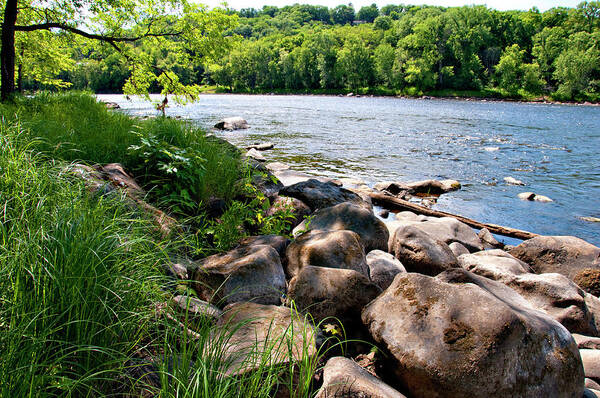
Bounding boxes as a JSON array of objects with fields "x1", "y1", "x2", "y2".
[{"x1": 0, "y1": 125, "x2": 168, "y2": 396}]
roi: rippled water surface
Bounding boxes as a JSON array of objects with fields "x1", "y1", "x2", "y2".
[{"x1": 100, "y1": 94, "x2": 600, "y2": 246}]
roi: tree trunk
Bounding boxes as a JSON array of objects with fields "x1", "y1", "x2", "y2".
[{"x1": 1, "y1": 0, "x2": 18, "y2": 100}]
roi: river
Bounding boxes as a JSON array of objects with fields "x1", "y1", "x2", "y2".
[{"x1": 99, "y1": 94, "x2": 600, "y2": 246}]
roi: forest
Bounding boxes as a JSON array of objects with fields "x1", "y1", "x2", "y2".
[{"x1": 22, "y1": 2, "x2": 600, "y2": 101}]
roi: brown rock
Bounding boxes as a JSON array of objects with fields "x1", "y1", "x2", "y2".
[
  {"x1": 265, "y1": 195, "x2": 311, "y2": 230},
  {"x1": 389, "y1": 224, "x2": 459, "y2": 276},
  {"x1": 581, "y1": 349, "x2": 600, "y2": 383},
  {"x1": 238, "y1": 235, "x2": 290, "y2": 259},
  {"x1": 575, "y1": 269, "x2": 600, "y2": 297},
  {"x1": 191, "y1": 244, "x2": 286, "y2": 306},
  {"x1": 217, "y1": 302, "x2": 317, "y2": 375},
  {"x1": 285, "y1": 230, "x2": 368, "y2": 279},
  {"x1": 366, "y1": 250, "x2": 406, "y2": 290},
  {"x1": 293, "y1": 202, "x2": 389, "y2": 252},
  {"x1": 458, "y1": 250, "x2": 530, "y2": 280},
  {"x1": 280, "y1": 179, "x2": 371, "y2": 211},
  {"x1": 448, "y1": 242, "x2": 469, "y2": 257},
  {"x1": 574, "y1": 334, "x2": 600, "y2": 350},
  {"x1": 361, "y1": 270, "x2": 584, "y2": 398},
  {"x1": 286, "y1": 266, "x2": 381, "y2": 323},
  {"x1": 315, "y1": 357, "x2": 406, "y2": 398},
  {"x1": 509, "y1": 235, "x2": 600, "y2": 282}
]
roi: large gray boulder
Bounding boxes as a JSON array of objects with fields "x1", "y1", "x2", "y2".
[
  {"x1": 191, "y1": 244, "x2": 286, "y2": 306},
  {"x1": 286, "y1": 265, "x2": 381, "y2": 323},
  {"x1": 315, "y1": 356, "x2": 406, "y2": 398},
  {"x1": 293, "y1": 202, "x2": 389, "y2": 252},
  {"x1": 280, "y1": 179, "x2": 371, "y2": 211},
  {"x1": 509, "y1": 236, "x2": 600, "y2": 289},
  {"x1": 217, "y1": 302, "x2": 317, "y2": 375},
  {"x1": 389, "y1": 224, "x2": 459, "y2": 276},
  {"x1": 366, "y1": 250, "x2": 407, "y2": 290},
  {"x1": 459, "y1": 250, "x2": 598, "y2": 336},
  {"x1": 285, "y1": 230, "x2": 368, "y2": 279},
  {"x1": 458, "y1": 250, "x2": 531, "y2": 280},
  {"x1": 394, "y1": 213, "x2": 483, "y2": 252},
  {"x1": 361, "y1": 270, "x2": 584, "y2": 398}
]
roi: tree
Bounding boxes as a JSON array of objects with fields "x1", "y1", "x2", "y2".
[
  {"x1": 357, "y1": 4, "x2": 379, "y2": 23},
  {"x1": 331, "y1": 4, "x2": 355, "y2": 25},
  {"x1": 0, "y1": 0, "x2": 237, "y2": 100},
  {"x1": 495, "y1": 44, "x2": 544, "y2": 94}
]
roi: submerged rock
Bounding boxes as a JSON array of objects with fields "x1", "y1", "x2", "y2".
[
  {"x1": 214, "y1": 116, "x2": 249, "y2": 130},
  {"x1": 518, "y1": 192, "x2": 553, "y2": 202},
  {"x1": 405, "y1": 179, "x2": 461, "y2": 195},
  {"x1": 504, "y1": 176, "x2": 526, "y2": 185}
]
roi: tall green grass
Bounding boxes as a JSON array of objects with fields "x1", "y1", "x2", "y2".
[{"x1": 0, "y1": 125, "x2": 169, "y2": 395}]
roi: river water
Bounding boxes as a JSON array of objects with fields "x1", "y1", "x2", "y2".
[{"x1": 99, "y1": 94, "x2": 600, "y2": 246}]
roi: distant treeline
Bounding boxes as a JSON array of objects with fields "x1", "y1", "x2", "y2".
[{"x1": 59, "y1": 3, "x2": 600, "y2": 101}]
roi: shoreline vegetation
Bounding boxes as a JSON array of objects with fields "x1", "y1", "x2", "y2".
[
  {"x1": 193, "y1": 84, "x2": 600, "y2": 105},
  {"x1": 3, "y1": 92, "x2": 600, "y2": 397}
]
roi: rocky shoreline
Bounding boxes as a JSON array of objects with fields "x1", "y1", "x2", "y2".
[{"x1": 75, "y1": 114, "x2": 600, "y2": 397}]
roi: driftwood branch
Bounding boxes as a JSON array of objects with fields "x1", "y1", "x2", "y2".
[{"x1": 368, "y1": 192, "x2": 539, "y2": 241}]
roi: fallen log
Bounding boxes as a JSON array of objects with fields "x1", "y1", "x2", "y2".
[{"x1": 368, "y1": 192, "x2": 539, "y2": 241}]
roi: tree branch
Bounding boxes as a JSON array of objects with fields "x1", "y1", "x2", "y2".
[{"x1": 14, "y1": 22, "x2": 182, "y2": 41}]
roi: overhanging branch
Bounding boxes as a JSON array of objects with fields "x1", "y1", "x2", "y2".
[{"x1": 14, "y1": 22, "x2": 182, "y2": 42}]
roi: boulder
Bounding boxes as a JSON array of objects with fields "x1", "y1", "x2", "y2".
[
  {"x1": 292, "y1": 202, "x2": 388, "y2": 252},
  {"x1": 286, "y1": 266, "x2": 381, "y2": 323},
  {"x1": 273, "y1": 170, "x2": 339, "y2": 187},
  {"x1": 581, "y1": 349, "x2": 600, "y2": 383},
  {"x1": 395, "y1": 211, "x2": 428, "y2": 222},
  {"x1": 394, "y1": 215, "x2": 483, "y2": 253},
  {"x1": 172, "y1": 295, "x2": 222, "y2": 322},
  {"x1": 237, "y1": 235, "x2": 290, "y2": 259},
  {"x1": 366, "y1": 250, "x2": 406, "y2": 290},
  {"x1": 478, "y1": 228, "x2": 504, "y2": 249},
  {"x1": 458, "y1": 250, "x2": 530, "y2": 280},
  {"x1": 251, "y1": 169, "x2": 284, "y2": 200},
  {"x1": 362, "y1": 270, "x2": 585, "y2": 398},
  {"x1": 214, "y1": 116, "x2": 249, "y2": 130},
  {"x1": 389, "y1": 224, "x2": 459, "y2": 276},
  {"x1": 374, "y1": 181, "x2": 413, "y2": 198},
  {"x1": 265, "y1": 195, "x2": 311, "y2": 230},
  {"x1": 315, "y1": 357, "x2": 406, "y2": 398},
  {"x1": 504, "y1": 176, "x2": 526, "y2": 185},
  {"x1": 518, "y1": 192, "x2": 553, "y2": 202},
  {"x1": 575, "y1": 269, "x2": 600, "y2": 297},
  {"x1": 191, "y1": 244, "x2": 286, "y2": 306},
  {"x1": 587, "y1": 379, "x2": 600, "y2": 390},
  {"x1": 574, "y1": 334, "x2": 600, "y2": 350},
  {"x1": 217, "y1": 302, "x2": 317, "y2": 375},
  {"x1": 280, "y1": 179, "x2": 371, "y2": 211},
  {"x1": 449, "y1": 242, "x2": 469, "y2": 257},
  {"x1": 502, "y1": 273, "x2": 598, "y2": 336},
  {"x1": 246, "y1": 142, "x2": 274, "y2": 151},
  {"x1": 509, "y1": 236, "x2": 600, "y2": 286},
  {"x1": 405, "y1": 179, "x2": 461, "y2": 195},
  {"x1": 102, "y1": 163, "x2": 145, "y2": 199},
  {"x1": 265, "y1": 162, "x2": 290, "y2": 172},
  {"x1": 585, "y1": 388, "x2": 600, "y2": 398},
  {"x1": 245, "y1": 148, "x2": 266, "y2": 161},
  {"x1": 285, "y1": 230, "x2": 368, "y2": 279}
]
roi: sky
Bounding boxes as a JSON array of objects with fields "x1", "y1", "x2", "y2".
[{"x1": 202, "y1": 0, "x2": 582, "y2": 12}]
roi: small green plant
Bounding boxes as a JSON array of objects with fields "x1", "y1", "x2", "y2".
[{"x1": 128, "y1": 130, "x2": 207, "y2": 214}]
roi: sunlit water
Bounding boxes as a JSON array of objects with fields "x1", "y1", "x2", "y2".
[{"x1": 99, "y1": 94, "x2": 600, "y2": 246}]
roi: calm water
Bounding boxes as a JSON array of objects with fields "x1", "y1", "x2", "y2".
[{"x1": 99, "y1": 94, "x2": 600, "y2": 246}]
